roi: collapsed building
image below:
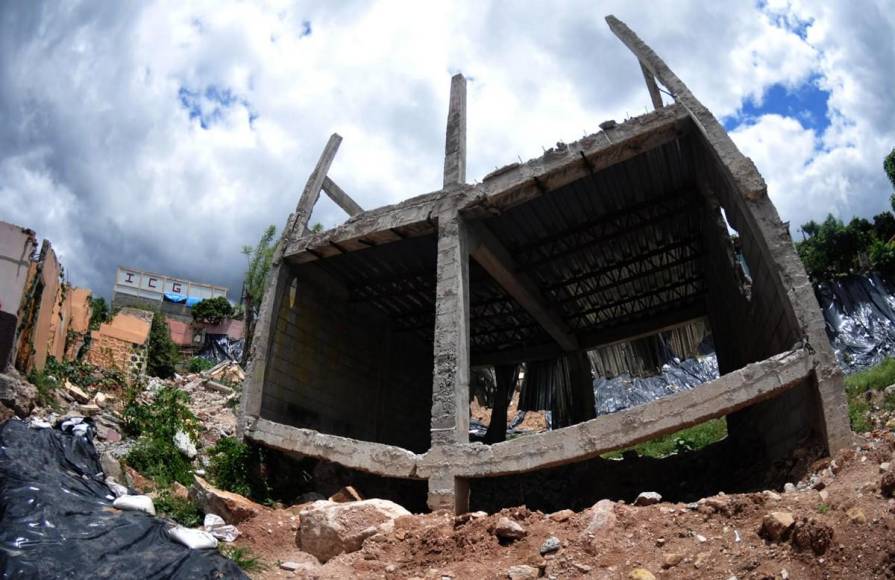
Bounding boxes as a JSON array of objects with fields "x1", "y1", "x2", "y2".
[{"x1": 239, "y1": 16, "x2": 852, "y2": 513}]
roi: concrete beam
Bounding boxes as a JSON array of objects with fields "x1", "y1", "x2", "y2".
[
  {"x1": 640, "y1": 62, "x2": 663, "y2": 110},
  {"x1": 322, "y1": 176, "x2": 363, "y2": 217},
  {"x1": 443, "y1": 74, "x2": 467, "y2": 188},
  {"x1": 291, "y1": 133, "x2": 342, "y2": 239},
  {"x1": 468, "y1": 221, "x2": 578, "y2": 352},
  {"x1": 249, "y1": 418, "x2": 419, "y2": 478},
  {"x1": 419, "y1": 347, "x2": 813, "y2": 478}
]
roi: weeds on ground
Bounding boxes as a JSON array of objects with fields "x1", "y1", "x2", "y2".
[
  {"x1": 27, "y1": 367, "x2": 61, "y2": 409},
  {"x1": 208, "y1": 436, "x2": 270, "y2": 502},
  {"x1": 124, "y1": 385, "x2": 199, "y2": 486},
  {"x1": 843, "y1": 357, "x2": 895, "y2": 432},
  {"x1": 817, "y1": 503, "x2": 831, "y2": 514},
  {"x1": 27, "y1": 357, "x2": 126, "y2": 408},
  {"x1": 602, "y1": 418, "x2": 728, "y2": 459},
  {"x1": 187, "y1": 357, "x2": 215, "y2": 374},
  {"x1": 155, "y1": 489, "x2": 203, "y2": 527},
  {"x1": 219, "y1": 545, "x2": 264, "y2": 572}
]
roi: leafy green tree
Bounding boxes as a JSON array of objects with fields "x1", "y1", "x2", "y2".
[
  {"x1": 241, "y1": 225, "x2": 277, "y2": 364},
  {"x1": 88, "y1": 296, "x2": 110, "y2": 330},
  {"x1": 191, "y1": 296, "x2": 234, "y2": 325},
  {"x1": 885, "y1": 148, "x2": 895, "y2": 190},
  {"x1": 147, "y1": 310, "x2": 179, "y2": 378}
]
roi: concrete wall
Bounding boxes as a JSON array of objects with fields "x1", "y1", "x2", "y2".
[
  {"x1": 260, "y1": 263, "x2": 433, "y2": 453},
  {"x1": 0, "y1": 222, "x2": 36, "y2": 369},
  {"x1": 696, "y1": 138, "x2": 826, "y2": 461}
]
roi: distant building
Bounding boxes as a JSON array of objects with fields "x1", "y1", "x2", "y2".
[{"x1": 111, "y1": 266, "x2": 230, "y2": 321}]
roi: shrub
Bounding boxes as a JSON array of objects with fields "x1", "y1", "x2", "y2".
[
  {"x1": 208, "y1": 436, "x2": 270, "y2": 501},
  {"x1": 147, "y1": 310, "x2": 179, "y2": 379},
  {"x1": 188, "y1": 357, "x2": 215, "y2": 374},
  {"x1": 155, "y1": 490, "x2": 203, "y2": 527},
  {"x1": 191, "y1": 297, "x2": 234, "y2": 325},
  {"x1": 124, "y1": 385, "x2": 199, "y2": 486}
]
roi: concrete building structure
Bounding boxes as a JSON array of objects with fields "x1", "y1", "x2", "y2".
[
  {"x1": 112, "y1": 265, "x2": 229, "y2": 321},
  {"x1": 86, "y1": 308, "x2": 153, "y2": 384},
  {"x1": 239, "y1": 17, "x2": 852, "y2": 513}
]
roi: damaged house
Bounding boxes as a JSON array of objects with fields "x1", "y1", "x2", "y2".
[{"x1": 239, "y1": 17, "x2": 851, "y2": 513}]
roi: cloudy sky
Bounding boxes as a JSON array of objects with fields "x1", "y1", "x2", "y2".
[{"x1": 1, "y1": 1, "x2": 893, "y2": 298}]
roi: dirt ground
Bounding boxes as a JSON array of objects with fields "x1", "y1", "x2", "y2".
[{"x1": 234, "y1": 427, "x2": 895, "y2": 579}]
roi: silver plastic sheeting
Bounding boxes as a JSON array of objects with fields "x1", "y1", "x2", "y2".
[
  {"x1": 816, "y1": 273, "x2": 895, "y2": 372},
  {"x1": 594, "y1": 353, "x2": 719, "y2": 416}
]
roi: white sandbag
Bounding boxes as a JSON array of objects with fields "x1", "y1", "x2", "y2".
[
  {"x1": 106, "y1": 478, "x2": 129, "y2": 498},
  {"x1": 203, "y1": 513, "x2": 226, "y2": 528},
  {"x1": 168, "y1": 526, "x2": 219, "y2": 550},
  {"x1": 203, "y1": 512, "x2": 239, "y2": 542},
  {"x1": 113, "y1": 495, "x2": 156, "y2": 516}
]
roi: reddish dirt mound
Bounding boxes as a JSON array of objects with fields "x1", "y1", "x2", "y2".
[{"x1": 239, "y1": 429, "x2": 895, "y2": 579}]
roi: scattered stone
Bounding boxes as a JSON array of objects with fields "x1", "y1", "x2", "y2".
[
  {"x1": 819, "y1": 489, "x2": 830, "y2": 502},
  {"x1": 64, "y1": 381, "x2": 90, "y2": 404},
  {"x1": 846, "y1": 507, "x2": 867, "y2": 524},
  {"x1": 539, "y1": 536, "x2": 561, "y2": 555},
  {"x1": 760, "y1": 511, "x2": 795, "y2": 542},
  {"x1": 506, "y1": 564, "x2": 538, "y2": 579},
  {"x1": 113, "y1": 495, "x2": 156, "y2": 516},
  {"x1": 455, "y1": 511, "x2": 487, "y2": 525},
  {"x1": 298, "y1": 499, "x2": 411, "y2": 563},
  {"x1": 172, "y1": 481, "x2": 189, "y2": 500},
  {"x1": 494, "y1": 517, "x2": 527, "y2": 541},
  {"x1": 881, "y1": 462, "x2": 891, "y2": 473},
  {"x1": 791, "y1": 517, "x2": 833, "y2": 555},
  {"x1": 96, "y1": 425, "x2": 121, "y2": 443},
  {"x1": 173, "y1": 430, "x2": 197, "y2": 459},
  {"x1": 125, "y1": 466, "x2": 155, "y2": 492},
  {"x1": 0, "y1": 372, "x2": 37, "y2": 417},
  {"x1": 280, "y1": 561, "x2": 301, "y2": 571},
  {"x1": 881, "y1": 471, "x2": 895, "y2": 497},
  {"x1": 105, "y1": 478, "x2": 128, "y2": 498},
  {"x1": 662, "y1": 553, "x2": 684, "y2": 568},
  {"x1": 189, "y1": 476, "x2": 262, "y2": 524},
  {"x1": 628, "y1": 568, "x2": 656, "y2": 580},
  {"x1": 694, "y1": 551, "x2": 710, "y2": 569},
  {"x1": 572, "y1": 562, "x2": 592, "y2": 573},
  {"x1": 764, "y1": 490, "x2": 782, "y2": 501},
  {"x1": 633, "y1": 491, "x2": 662, "y2": 506},
  {"x1": 784, "y1": 483, "x2": 797, "y2": 493},
  {"x1": 584, "y1": 500, "x2": 616, "y2": 537},
  {"x1": 329, "y1": 485, "x2": 363, "y2": 503},
  {"x1": 100, "y1": 451, "x2": 124, "y2": 482},
  {"x1": 78, "y1": 403, "x2": 101, "y2": 416},
  {"x1": 549, "y1": 509, "x2": 574, "y2": 522},
  {"x1": 694, "y1": 534, "x2": 707, "y2": 543}
]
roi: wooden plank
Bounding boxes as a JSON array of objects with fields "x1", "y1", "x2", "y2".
[
  {"x1": 467, "y1": 221, "x2": 578, "y2": 352},
  {"x1": 292, "y1": 133, "x2": 342, "y2": 238},
  {"x1": 640, "y1": 62, "x2": 663, "y2": 109},
  {"x1": 322, "y1": 176, "x2": 364, "y2": 217}
]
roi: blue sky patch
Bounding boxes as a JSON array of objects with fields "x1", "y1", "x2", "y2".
[
  {"x1": 179, "y1": 85, "x2": 258, "y2": 129},
  {"x1": 724, "y1": 77, "x2": 831, "y2": 135}
]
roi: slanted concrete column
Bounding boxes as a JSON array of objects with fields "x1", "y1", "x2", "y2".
[{"x1": 428, "y1": 212, "x2": 471, "y2": 512}]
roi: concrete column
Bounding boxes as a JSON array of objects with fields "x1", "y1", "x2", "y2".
[
  {"x1": 443, "y1": 74, "x2": 466, "y2": 188},
  {"x1": 428, "y1": 212, "x2": 471, "y2": 512}
]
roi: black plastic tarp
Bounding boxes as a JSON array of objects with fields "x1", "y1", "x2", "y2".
[
  {"x1": 0, "y1": 419, "x2": 246, "y2": 579},
  {"x1": 197, "y1": 334, "x2": 244, "y2": 364},
  {"x1": 816, "y1": 273, "x2": 895, "y2": 373}
]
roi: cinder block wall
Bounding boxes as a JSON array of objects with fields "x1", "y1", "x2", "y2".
[
  {"x1": 696, "y1": 137, "x2": 825, "y2": 460},
  {"x1": 261, "y1": 263, "x2": 433, "y2": 453}
]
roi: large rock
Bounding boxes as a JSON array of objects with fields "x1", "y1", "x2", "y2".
[
  {"x1": 298, "y1": 499, "x2": 411, "y2": 563},
  {"x1": 759, "y1": 511, "x2": 794, "y2": 542},
  {"x1": 0, "y1": 372, "x2": 37, "y2": 417},
  {"x1": 494, "y1": 517, "x2": 527, "y2": 541},
  {"x1": 189, "y1": 476, "x2": 262, "y2": 524}
]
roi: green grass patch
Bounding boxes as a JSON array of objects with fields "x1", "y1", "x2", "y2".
[
  {"x1": 602, "y1": 417, "x2": 728, "y2": 459},
  {"x1": 124, "y1": 385, "x2": 199, "y2": 487},
  {"x1": 187, "y1": 357, "x2": 215, "y2": 374},
  {"x1": 843, "y1": 357, "x2": 895, "y2": 432},
  {"x1": 219, "y1": 546, "x2": 264, "y2": 572},
  {"x1": 207, "y1": 436, "x2": 270, "y2": 503},
  {"x1": 154, "y1": 490, "x2": 202, "y2": 527}
]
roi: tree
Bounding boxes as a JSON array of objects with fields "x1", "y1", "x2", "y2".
[
  {"x1": 147, "y1": 310, "x2": 178, "y2": 379},
  {"x1": 885, "y1": 148, "x2": 895, "y2": 191},
  {"x1": 89, "y1": 296, "x2": 110, "y2": 330},
  {"x1": 191, "y1": 296, "x2": 234, "y2": 325},
  {"x1": 241, "y1": 225, "x2": 277, "y2": 364}
]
